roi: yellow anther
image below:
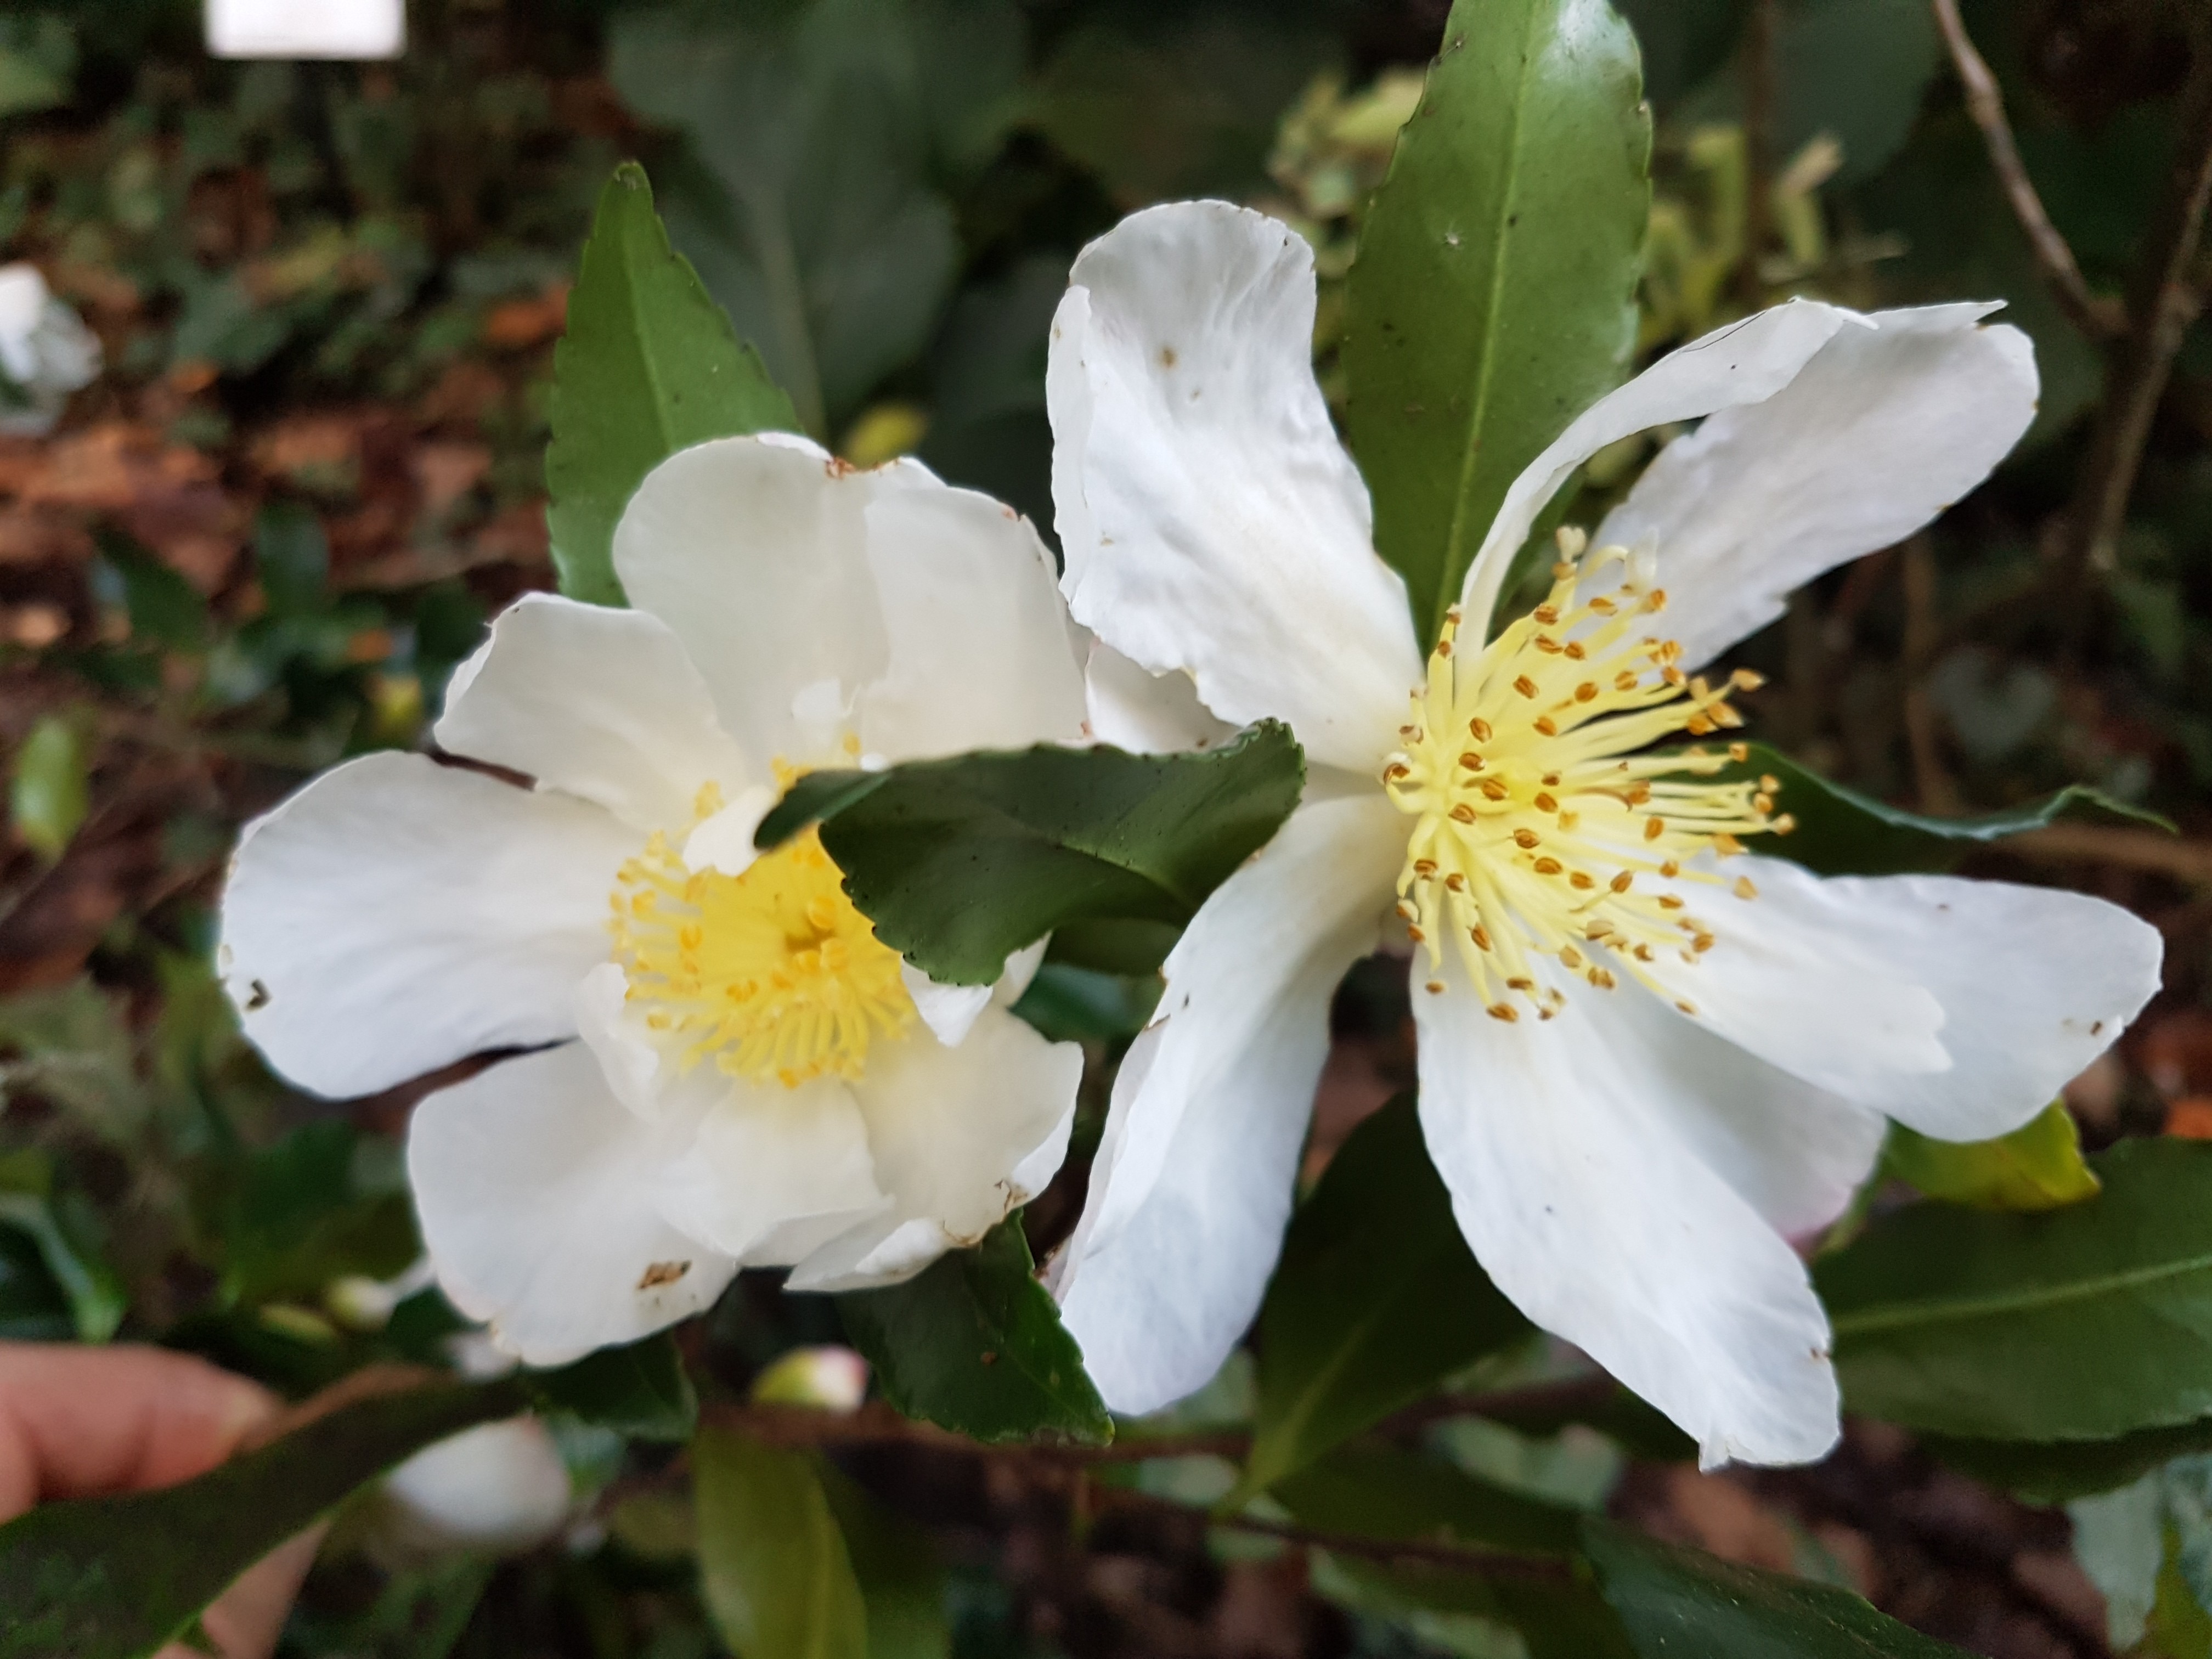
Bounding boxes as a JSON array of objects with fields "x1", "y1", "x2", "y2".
[
  {"x1": 610, "y1": 822, "x2": 913, "y2": 1087},
  {"x1": 1734, "y1": 876, "x2": 1759, "y2": 900}
]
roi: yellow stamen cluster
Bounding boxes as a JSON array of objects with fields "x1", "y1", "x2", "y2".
[
  {"x1": 608, "y1": 784, "x2": 915, "y2": 1087},
  {"x1": 1382, "y1": 532, "x2": 1792, "y2": 1023}
]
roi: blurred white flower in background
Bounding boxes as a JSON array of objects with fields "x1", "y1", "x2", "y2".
[
  {"x1": 205, "y1": 0, "x2": 404, "y2": 60},
  {"x1": 219, "y1": 435, "x2": 1090, "y2": 1365},
  {"x1": 0, "y1": 265, "x2": 98, "y2": 437},
  {"x1": 365, "y1": 1418, "x2": 573, "y2": 1566}
]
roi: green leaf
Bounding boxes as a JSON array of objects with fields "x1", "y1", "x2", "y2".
[
  {"x1": 0, "y1": 18, "x2": 74, "y2": 120},
  {"x1": 608, "y1": 0, "x2": 1019, "y2": 437},
  {"x1": 1818, "y1": 1139, "x2": 2212, "y2": 1441},
  {"x1": 1584, "y1": 1520, "x2": 1970, "y2": 1656},
  {"x1": 1343, "y1": 0, "x2": 1650, "y2": 647},
  {"x1": 545, "y1": 163, "x2": 798, "y2": 607},
  {"x1": 758, "y1": 724, "x2": 1305, "y2": 986},
  {"x1": 524, "y1": 1333, "x2": 697, "y2": 1443},
  {"x1": 9, "y1": 715, "x2": 88, "y2": 863},
  {"x1": 0, "y1": 1222, "x2": 74, "y2": 1342},
  {"x1": 692, "y1": 1427, "x2": 868, "y2": 1659},
  {"x1": 0, "y1": 1379, "x2": 528, "y2": 1659},
  {"x1": 1274, "y1": 1442, "x2": 1582, "y2": 1558},
  {"x1": 220, "y1": 1121, "x2": 417, "y2": 1308},
  {"x1": 1238, "y1": 1097, "x2": 1531, "y2": 1502},
  {"x1": 1310, "y1": 1550, "x2": 1636, "y2": 1659},
  {"x1": 1881, "y1": 1101, "x2": 2101, "y2": 1214},
  {"x1": 838, "y1": 1217, "x2": 1110, "y2": 1446},
  {"x1": 1475, "y1": 1382, "x2": 1697, "y2": 1464},
  {"x1": 252, "y1": 501, "x2": 329, "y2": 617},
  {"x1": 0, "y1": 1182, "x2": 123, "y2": 1344},
  {"x1": 1925, "y1": 1419, "x2": 2212, "y2": 1505},
  {"x1": 1718, "y1": 742, "x2": 2168, "y2": 877},
  {"x1": 96, "y1": 535, "x2": 209, "y2": 654},
  {"x1": 820, "y1": 1465, "x2": 949, "y2": 1659}
]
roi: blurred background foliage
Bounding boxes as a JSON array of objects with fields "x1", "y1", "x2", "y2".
[{"x1": 2, "y1": 0, "x2": 2212, "y2": 1654}]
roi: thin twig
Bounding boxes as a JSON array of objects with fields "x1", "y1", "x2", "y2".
[
  {"x1": 1899, "y1": 537, "x2": 1962, "y2": 815},
  {"x1": 697, "y1": 1399, "x2": 1250, "y2": 1464},
  {"x1": 1929, "y1": 0, "x2": 2124, "y2": 341},
  {"x1": 1998, "y1": 822, "x2": 2212, "y2": 888},
  {"x1": 2061, "y1": 26, "x2": 2212, "y2": 595},
  {"x1": 1090, "y1": 1482, "x2": 1575, "y2": 1581},
  {"x1": 1737, "y1": 0, "x2": 1779, "y2": 307}
]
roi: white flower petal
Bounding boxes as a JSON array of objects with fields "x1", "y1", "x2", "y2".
[
  {"x1": 900, "y1": 964, "x2": 994, "y2": 1047},
  {"x1": 1083, "y1": 636, "x2": 1238, "y2": 754},
  {"x1": 407, "y1": 1043, "x2": 737, "y2": 1367},
  {"x1": 680, "y1": 785, "x2": 780, "y2": 878},
  {"x1": 1459, "y1": 300, "x2": 1857, "y2": 639},
  {"x1": 1052, "y1": 793, "x2": 1406, "y2": 1414},
  {"x1": 1658, "y1": 856, "x2": 2162, "y2": 1141},
  {"x1": 220, "y1": 753, "x2": 637, "y2": 1099},
  {"x1": 1599, "y1": 304, "x2": 2036, "y2": 668},
  {"x1": 614, "y1": 434, "x2": 1085, "y2": 771},
  {"x1": 995, "y1": 938, "x2": 1050, "y2": 1008},
  {"x1": 434, "y1": 592, "x2": 752, "y2": 833},
  {"x1": 1048, "y1": 201, "x2": 1421, "y2": 771},
  {"x1": 789, "y1": 1005, "x2": 1082, "y2": 1290},
  {"x1": 899, "y1": 938, "x2": 1052, "y2": 1047},
  {"x1": 652, "y1": 1074, "x2": 889, "y2": 1266},
  {"x1": 854, "y1": 466, "x2": 1089, "y2": 761},
  {"x1": 1413, "y1": 970, "x2": 1842, "y2": 1469},
  {"x1": 614, "y1": 433, "x2": 889, "y2": 768},
  {"x1": 573, "y1": 962, "x2": 662, "y2": 1120},
  {"x1": 375, "y1": 1418, "x2": 572, "y2": 1559}
]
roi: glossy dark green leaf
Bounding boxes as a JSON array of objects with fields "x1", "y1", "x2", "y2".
[
  {"x1": 758, "y1": 723, "x2": 1305, "y2": 987},
  {"x1": 1922, "y1": 1418, "x2": 2212, "y2": 1505},
  {"x1": 0, "y1": 1379, "x2": 528, "y2": 1659},
  {"x1": 820, "y1": 1464, "x2": 950, "y2": 1659},
  {"x1": 1343, "y1": 0, "x2": 1650, "y2": 646},
  {"x1": 0, "y1": 1186, "x2": 123, "y2": 1344},
  {"x1": 1717, "y1": 742, "x2": 2167, "y2": 878},
  {"x1": 839, "y1": 1217, "x2": 1109, "y2": 1446},
  {"x1": 544, "y1": 163, "x2": 798, "y2": 607},
  {"x1": 608, "y1": 0, "x2": 1020, "y2": 437},
  {"x1": 1275, "y1": 1442, "x2": 1582, "y2": 1558},
  {"x1": 1311, "y1": 1551, "x2": 1636, "y2": 1659},
  {"x1": 524, "y1": 1332, "x2": 696, "y2": 1443},
  {"x1": 692, "y1": 1427, "x2": 867, "y2": 1659},
  {"x1": 251, "y1": 501, "x2": 329, "y2": 617},
  {"x1": 1238, "y1": 1097, "x2": 1531, "y2": 1501},
  {"x1": 1882, "y1": 1102, "x2": 2100, "y2": 1213},
  {"x1": 1475, "y1": 1382, "x2": 1697, "y2": 1464},
  {"x1": 0, "y1": 1223, "x2": 72, "y2": 1341},
  {"x1": 1818, "y1": 1139, "x2": 2212, "y2": 1441},
  {"x1": 1008, "y1": 963, "x2": 1160, "y2": 1045},
  {"x1": 96, "y1": 535, "x2": 208, "y2": 654},
  {"x1": 8, "y1": 715, "x2": 87, "y2": 863},
  {"x1": 1584, "y1": 1520, "x2": 1970, "y2": 1656},
  {"x1": 220, "y1": 1120, "x2": 417, "y2": 1307}
]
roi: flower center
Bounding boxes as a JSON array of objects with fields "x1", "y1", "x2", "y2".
[
  {"x1": 1382, "y1": 532, "x2": 1793, "y2": 1024},
  {"x1": 607, "y1": 785, "x2": 915, "y2": 1086}
]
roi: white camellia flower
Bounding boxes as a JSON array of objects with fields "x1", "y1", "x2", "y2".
[
  {"x1": 219, "y1": 435, "x2": 1089, "y2": 1364},
  {"x1": 368, "y1": 1417, "x2": 573, "y2": 1564},
  {"x1": 1045, "y1": 201, "x2": 2165, "y2": 1468},
  {"x1": 0, "y1": 265, "x2": 99, "y2": 437}
]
